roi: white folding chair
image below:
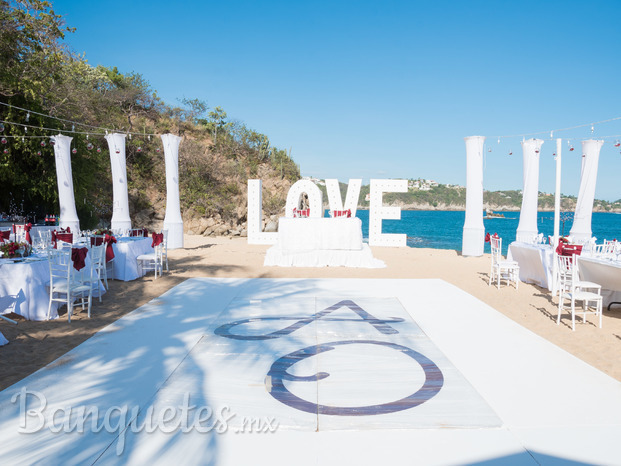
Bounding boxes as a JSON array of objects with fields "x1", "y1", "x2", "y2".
[
  {"x1": 86, "y1": 243, "x2": 106, "y2": 302},
  {"x1": 557, "y1": 254, "x2": 602, "y2": 331},
  {"x1": 555, "y1": 253, "x2": 601, "y2": 298},
  {"x1": 47, "y1": 248, "x2": 92, "y2": 322},
  {"x1": 137, "y1": 234, "x2": 164, "y2": 280},
  {"x1": 489, "y1": 237, "x2": 520, "y2": 290},
  {"x1": 162, "y1": 230, "x2": 169, "y2": 272}
]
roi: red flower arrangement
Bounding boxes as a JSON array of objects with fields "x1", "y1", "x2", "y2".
[{"x1": 0, "y1": 241, "x2": 31, "y2": 258}]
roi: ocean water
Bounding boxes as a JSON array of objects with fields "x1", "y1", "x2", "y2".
[{"x1": 349, "y1": 210, "x2": 621, "y2": 256}]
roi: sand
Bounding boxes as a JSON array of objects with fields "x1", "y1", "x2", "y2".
[{"x1": 1, "y1": 234, "x2": 620, "y2": 391}]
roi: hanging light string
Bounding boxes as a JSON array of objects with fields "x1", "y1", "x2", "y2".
[
  {"x1": 0, "y1": 101, "x2": 159, "y2": 137},
  {"x1": 491, "y1": 115, "x2": 621, "y2": 140}
]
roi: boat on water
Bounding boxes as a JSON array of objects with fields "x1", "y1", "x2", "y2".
[{"x1": 484, "y1": 209, "x2": 505, "y2": 219}]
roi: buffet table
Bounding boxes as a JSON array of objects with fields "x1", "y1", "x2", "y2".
[
  {"x1": 507, "y1": 242, "x2": 555, "y2": 290},
  {"x1": 264, "y1": 217, "x2": 385, "y2": 268},
  {"x1": 111, "y1": 237, "x2": 154, "y2": 281}
]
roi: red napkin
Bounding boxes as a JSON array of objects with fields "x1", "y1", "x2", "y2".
[
  {"x1": 104, "y1": 234, "x2": 116, "y2": 262},
  {"x1": 152, "y1": 232, "x2": 163, "y2": 248},
  {"x1": 71, "y1": 247, "x2": 88, "y2": 271},
  {"x1": 24, "y1": 223, "x2": 32, "y2": 245},
  {"x1": 143, "y1": 228, "x2": 149, "y2": 237}
]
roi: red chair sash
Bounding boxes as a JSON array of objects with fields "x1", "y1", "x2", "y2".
[
  {"x1": 152, "y1": 232, "x2": 163, "y2": 248},
  {"x1": 104, "y1": 234, "x2": 116, "y2": 262},
  {"x1": 0, "y1": 230, "x2": 10, "y2": 242},
  {"x1": 331, "y1": 209, "x2": 351, "y2": 218},
  {"x1": 71, "y1": 247, "x2": 88, "y2": 271},
  {"x1": 293, "y1": 208, "x2": 310, "y2": 218}
]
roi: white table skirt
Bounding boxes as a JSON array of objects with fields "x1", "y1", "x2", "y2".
[
  {"x1": 264, "y1": 243, "x2": 385, "y2": 268},
  {"x1": 112, "y1": 237, "x2": 154, "y2": 281},
  {"x1": 0, "y1": 252, "x2": 105, "y2": 321},
  {"x1": 265, "y1": 217, "x2": 384, "y2": 268},
  {"x1": 277, "y1": 217, "x2": 363, "y2": 253},
  {"x1": 577, "y1": 256, "x2": 621, "y2": 306},
  {"x1": 507, "y1": 242, "x2": 554, "y2": 290},
  {"x1": 0, "y1": 257, "x2": 60, "y2": 320}
]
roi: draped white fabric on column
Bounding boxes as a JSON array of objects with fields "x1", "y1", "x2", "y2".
[
  {"x1": 569, "y1": 139, "x2": 604, "y2": 242},
  {"x1": 105, "y1": 133, "x2": 131, "y2": 231},
  {"x1": 161, "y1": 133, "x2": 184, "y2": 249},
  {"x1": 462, "y1": 136, "x2": 485, "y2": 256},
  {"x1": 516, "y1": 138, "x2": 544, "y2": 243},
  {"x1": 51, "y1": 134, "x2": 80, "y2": 232}
]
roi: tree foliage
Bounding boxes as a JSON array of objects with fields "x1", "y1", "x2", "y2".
[{"x1": 0, "y1": 0, "x2": 300, "y2": 226}]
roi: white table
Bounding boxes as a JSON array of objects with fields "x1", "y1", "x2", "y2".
[
  {"x1": 0, "y1": 251, "x2": 106, "y2": 321},
  {"x1": 507, "y1": 242, "x2": 555, "y2": 290},
  {"x1": 111, "y1": 237, "x2": 154, "y2": 281},
  {"x1": 0, "y1": 256, "x2": 57, "y2": 320},
  {"x1": 577, "y1": 256, "x2": 621, "y2": 307},
  {"x1": 264, "y1": 217, "x2": 384, "y2": 268}
]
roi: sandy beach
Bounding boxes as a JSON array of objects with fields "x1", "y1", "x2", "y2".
[{"x1": 1, "y1": 234, "x2": 620, "y2": 391}]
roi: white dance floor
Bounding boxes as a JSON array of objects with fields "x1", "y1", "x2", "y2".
[{"x1": 1, "y1": 278, "x2": 621, "y2": 465}]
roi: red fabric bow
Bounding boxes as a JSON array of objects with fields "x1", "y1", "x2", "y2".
[
  {"x1": 51, "y1": 230, "x2": 57, "y2": 249},
  {"x1": 0, "y1": 230, "x2": 10, "y2": 242},
  {"x1": 71, "y1": 247, "x2": 88, "y2": 271},
  {"x1": 104, "y1": 234, "x2": 116, "y2": 262},
  {"x1": 152, "y1": 232, "x2": 163, "y2": 248},
  {"x1": 485, "y1": 233, "x2": 499, "y2": 243},
  {"x1": 556, "y1": 243, "x2": 583, "y2": 257}
]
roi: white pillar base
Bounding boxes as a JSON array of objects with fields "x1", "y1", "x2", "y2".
[
  {"x1": 164, "y1": 221, "x2": 184, "y2": 249},
  {"x1": 111, "y1": 219, "x2": 132, "y2": 231},
  {"x1": 60, "y1": 220, "x2": 80, "y2": 234},
  {"x1": 462, "y1": 227, "x2": 485, "y2": 256}
]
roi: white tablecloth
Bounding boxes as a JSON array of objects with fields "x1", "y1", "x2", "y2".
[
  {"x1": 264, "y1": 217, "x2": 384, "y2": 268},
  {"x1": 277, "y1": 217, "x2": 363, "y2": 252},
  {"x1": 577, "y1": 256, "x2": 621, "y2": 306},
  {"x1": 0, "y1": 251, "x2": 106, "y2": 321},
  {"x1": 0, "y1": 257, "x2": 59, "y2": 320},
  {"x1": 507, "y1": 242, "x2": 555, "y2": 290},
  {"x1": 112, "y1": 237, "x2": 154, "y2": 281}
]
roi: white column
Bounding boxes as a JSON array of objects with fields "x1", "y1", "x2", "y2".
[
  {"x1": 284, "y1": 180, "x2": 323, "y2": 217},
  {"x1": 161, "y1": 133, "x2": 184, "y2": 249},
  {"x1": 369, "y1": 179, "x2": 407, "y2": 247},
  {"x1": 516, "y1": 138, "x2": 543, "y2": 243},
  {"x1": 552, "y1": 138, "x2": 562, "y2": 295},
  {"x1": 247, "y1": 179, "x2": 277, "y2": 245},
  {"x1": 462, "y1": 136, "x2": 485, "y2": 256},
  {"x1": 569, "y1": 139, "x2": 604, "y2": 242},
  {"x1": 325, "y1": 179, "x2": 361, "y2": 217},
  {"x1": 51, "y1": 134, "x2": 80, "y2": 232},
  {"x1": 105, "y1": 133, "x2": 131, "y2": 231}
]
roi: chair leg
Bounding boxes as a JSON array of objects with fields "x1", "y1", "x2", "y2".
[
  {"x1": 571, "y1": 298, "x2": 576, "y2": 331},
  {"x1": 557, "y1": 295, "x2": 563, "y2": 325}
]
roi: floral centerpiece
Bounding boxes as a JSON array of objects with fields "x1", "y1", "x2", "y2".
[
  {"x1": 1, "y1": 241, "x2": 31, "y2": 258},
  {"x1": 94, "y1": 228, "x2": 113, "y2": 236}
]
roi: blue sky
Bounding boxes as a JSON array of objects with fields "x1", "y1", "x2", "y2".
[{"x1": 53, "y1": 0, "x2": 621, "y2": 200}]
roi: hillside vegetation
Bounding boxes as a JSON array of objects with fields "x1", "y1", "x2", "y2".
[{"x1": 0, "y1": 0, "x2": 299, "y2": 234}]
